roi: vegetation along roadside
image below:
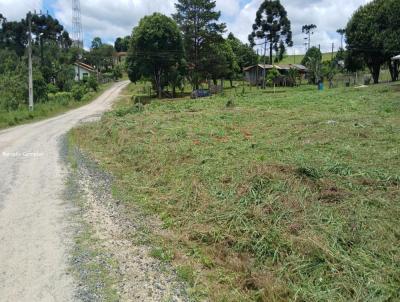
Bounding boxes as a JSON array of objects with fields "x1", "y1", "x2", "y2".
[{"x1": 69, "y1": 82, "x2": 400, "y2": 301}]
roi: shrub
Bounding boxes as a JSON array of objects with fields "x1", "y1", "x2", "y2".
[
  {"x1": 47, "y1": 83, "x2": 59, "y2": 94},
  {"x1": 112, "y1": 64, "x2": 124, "y2": 80},
  {"x1": 0, "y1": 73, "x2": 26, "y2": 111},
  {"x1": 71, "y1": 85, "x2": 87, "y2": 101},
  {"x1": 48, "y1": 92, "x2": 73, "y2": 106},
  {"x1": 33, "y1": 71, "x2": 48, "y2": 103},
  {"x1": 85, "y1": 76, "x2": 99, "y2": 92}
]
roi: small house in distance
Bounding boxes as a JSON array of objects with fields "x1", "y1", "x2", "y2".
[
  {"x1": 74, "y1": 62, "x2": 96, "y2": 82},
  {"x1": 244, "y1": 64, "x2": 308, "y2": 86},
  {"x1": 113, "y1": 52, "x2": 128, "y2": 65}
]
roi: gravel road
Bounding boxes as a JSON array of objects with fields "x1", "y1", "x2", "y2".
[{"x1": 0, "y1": 81, "x2": 128, "y2": 302}]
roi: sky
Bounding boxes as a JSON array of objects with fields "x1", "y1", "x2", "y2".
[{"x1": 0, "y1": 0, "x2": 372, "y2": 54}]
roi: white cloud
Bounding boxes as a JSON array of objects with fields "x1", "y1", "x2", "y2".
[
  {"x1": 0, "y1": 0, "x2": 42, "y2": 20},
  {"x1": 46, "y1": 0, "x2": 372, "y2": 54},
  {"x1": 52, "y1": 0, "x2": 175, "y2": 45},
  {"x1": 216, "y1": 0, "x2": 241, "y2": 17},
  {"x1": 228, "y1": 0, "x2": 372, "y2": 54}
]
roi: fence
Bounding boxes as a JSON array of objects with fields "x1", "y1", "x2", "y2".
[{"x1": 330, "y1": 69, "x2": 393, "y2": 88}]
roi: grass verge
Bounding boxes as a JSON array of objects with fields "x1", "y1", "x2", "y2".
[
  {"x1": 69, "y1": 82, "x2": 400, "y2": 301},
  {"x1": 0, "y1": 82, "x2": 114, "y2": 130}
]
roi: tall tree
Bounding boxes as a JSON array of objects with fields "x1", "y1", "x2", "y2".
[
  {"x1": 336, "y1": 28, "x2": 346, "y2": 49},
  {"x1": 302, "y1": 24, "x2": 317, "y2": 50},
  {"x1": 346, "y1": 0, "x2": 400, "y2": 83},
  {"x1": 227, "y1": 33, "x2": 258, "y2": 71},
  {"x1": 173, "y1": 0, "x2": 226, "y2": 89},
  {"x1": 91, "y1": 37, "x2": 103, "y2": 49},
  {"x1": 203, "y1": 39, "x2": 239, "y2": 87},
  {"x1": 249, "y1": 0, "x2": 293, "y2": 66},
  {"x1": 114, "y1": 36, "x2": 130, "y2": 52},
  {"x1": 126, "y1": 13, "x2": 185, "y2": 98},
  {"x1": 302, "y1": 46, "x2": 322, "y2": 84}
]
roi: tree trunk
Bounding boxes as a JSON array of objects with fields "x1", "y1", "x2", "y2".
[
  {"x1": 370, "y1": 64, "x2": 380, "y2": 84},
  {"x1": 389, "y1": 61, "x2": 399, "y2": 82},
  {"x1": 230, "y1": 79, "x2": 233, "y2": 88},
  {"x1": 154, "y1": 68, "x2": 162, "y2": 98},
  {"x1": 269, "y1": 44, "x2": 273, "y2": 65}
]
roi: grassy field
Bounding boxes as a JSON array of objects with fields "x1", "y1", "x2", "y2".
[
  {"x1": 70, "y1": 82, "x2": 400, "y2": 301},
  {"x1": 280, "y1": 52, "x2": 336, "y2": 65},
  {"x1": 0, "y1": 82, "x2": 114, "y2": 130}
]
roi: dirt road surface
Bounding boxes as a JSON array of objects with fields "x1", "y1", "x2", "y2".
[{"x1": 0, "y1": 81, "x2": 128, "y2": 302}]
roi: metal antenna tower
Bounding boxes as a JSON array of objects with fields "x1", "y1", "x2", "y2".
[{"x1": 72, "y1": 0, "x2": 83, "y2": 48}]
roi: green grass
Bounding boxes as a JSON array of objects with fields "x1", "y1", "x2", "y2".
[
  {"x1": 69, "y1": 82, "x2": 400, "y2": 301},
  {"x1": 279, "y1": 52, "x2": 337, "y2": 65},
  {"x1": 0, "y1": 82, "x2": 114, "y2": 130}
]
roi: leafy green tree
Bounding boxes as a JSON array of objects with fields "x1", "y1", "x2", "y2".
[
  {"x1": 0, "y1": 19, "x2": 27, "y2": 56},
  {"x1": 302, "y1": 47, "x2": 322, "y2": 84},
  {"x1": 114, "y1": 36, "x2": 130, "y2": 52},
  {"x1": 267, "y1": 67, "x2": 280, "y2": 85},
  {"x1": 87, "y1": 41, "x2": 114, "y2": 72},
  {"x1": 91, "y1": 37, "x2": 103, "y2": 49},
  {"x1": 112, "y1": 63, "x2": 124, "y2": 80},
  {"x1": 227, "y1": 33, "x2": 258, "y2": 72},
  {"x1": 249, "y1": 0, "x2": 293, "y2": 65},
  {"x1": 85, "y1": 76, "x2": 99, "y2": 92},
  {"x1": 127, "y1": 13, "x2": 185, "y2": 98},
  {"x1": 288, "y1": 68, "x2": 300, "y2": 86},
  {"x1": 203, "y1": 40, "x2": 239, "y2": 86},
  {"x1": 346, "y1": 0, "x2": 400, "y2": 83},
  {"x1": 0, "y1": 49, "x2": 19, "y2": 74},
  {"x1": 55, "y1": 65, "x2": 75, "y2": 91},
  {"x1": 337, "y1": 28, "x2": 346, "y2": 49},
  {"x1": 173, "y1": 0, "x2": 226, "y2": 89},
  {"x1": 167, "y1": 60, "x2": 187, "y2": 97},
  {"x1": 301, "y1": 46, "x2": 322, "y2": 66}
]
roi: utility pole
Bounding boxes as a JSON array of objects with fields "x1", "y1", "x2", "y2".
[
  {"x1": 293, "y1": 48, "x2": 295, "y2": 64},
  {"x1": 28, "y1": 12, "x2": 34, "y2": 112},
  {"x1": 263, "y1": 37, "x2": 267, "y2": 89},
  {"x1": 256, "y1": 49, "x2": 259, "y2": 88},
  {"x1": 331, "y1": 43, "x2": 334, "y2": 60}
]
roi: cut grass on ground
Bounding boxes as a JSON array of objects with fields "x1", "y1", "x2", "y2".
[
  {"x1": 0, "y1": 82, "x2": 114, "y2": 130},
  {"x1": 69, "y1": 82, "x2": 400, "y2": 301}
]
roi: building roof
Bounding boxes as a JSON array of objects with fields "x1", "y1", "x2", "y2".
[
  {"x1": 243, "y1": 64, "x2": 274, "y2": 71},
  {"x1": 392, "y1": 55, "x2": 400, "y2": 61},
  {"x1": 114, "y1": 52, "x2": 128, "y2": 57},
  {"x1": 243, "y1": 63, "x2": 308, "y2": 72},
  {"x1": 290, "y1": 64, "x2": 308, "y2": 71},
  {"x1": 74, "y1": 62, "x2": 96, "y2": 72}
]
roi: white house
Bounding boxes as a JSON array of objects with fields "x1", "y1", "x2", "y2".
[{"x1": 74, "y1": 62, "x2": 96, "y2": 82}]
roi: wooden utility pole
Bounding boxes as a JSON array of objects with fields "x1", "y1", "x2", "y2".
[
  {"x1": 28, "y1": 12, "x2": 33, "y2": 112},
  {"x1": 331, "y1": 43, "x2": 334, "y2": 60}
]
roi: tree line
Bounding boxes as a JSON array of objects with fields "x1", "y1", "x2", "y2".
[
  {"x1": 125, "y1": 0, "x2": 400, "y2": 96},
  {"x1": 0, "y1": 13, "x2": 124, "y2": 112},
  {"x1": 125, "y1": 0, "x2": 258, "y2": 98}
]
